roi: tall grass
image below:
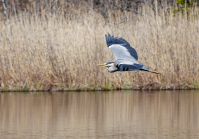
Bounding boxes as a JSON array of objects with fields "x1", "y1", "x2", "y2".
[{"x1": 0, "y1": 5, "x2": 199, "y2": 91}]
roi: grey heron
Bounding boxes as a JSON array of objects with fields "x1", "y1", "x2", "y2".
[{"x1": 96, "y1": 34, "x2": 160, "y2": 74}]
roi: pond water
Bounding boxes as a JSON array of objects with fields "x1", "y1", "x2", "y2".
[{"x1": 0, "y1": 90, "x2": 199, "y2": 139}]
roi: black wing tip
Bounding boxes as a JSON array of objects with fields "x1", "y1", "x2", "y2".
[
  {"x1": 105, "y1": 34, "x2": 115, "y2": 46},
  {"x1": 105, "y1": 34, "x2": 113, "y2": 47},
  {"x1": 105, "y1": 34, "x2": 125, "y2": 47}
]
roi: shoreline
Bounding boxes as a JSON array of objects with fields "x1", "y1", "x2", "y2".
[{"x1": 0, "y1": 87, "x2": 198, "y2": 93}]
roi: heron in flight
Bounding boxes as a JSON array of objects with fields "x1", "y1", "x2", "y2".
[{"x1": 96, "y1": 34, "x2": 159, "y2": 74}]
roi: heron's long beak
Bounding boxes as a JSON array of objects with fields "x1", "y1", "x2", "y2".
[{"x1": 96, "y1": 64, "x2": 106, "y2": 66}]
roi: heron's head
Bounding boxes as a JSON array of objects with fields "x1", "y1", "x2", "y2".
[
  {"x1": 96, "y1": 62, "x2": 119, "y2": 73},
  {"x1": 96, "y1": 62, "x2": 114, "y2": 67}
]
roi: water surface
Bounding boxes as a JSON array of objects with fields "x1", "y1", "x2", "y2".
[{"x1": 1, "y1": 90, "x2": 199, "y2": 139}]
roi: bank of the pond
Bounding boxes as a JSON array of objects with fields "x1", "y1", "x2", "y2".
[{"x1": 0, "y1": 83, "x2": 198, "y2": 92}]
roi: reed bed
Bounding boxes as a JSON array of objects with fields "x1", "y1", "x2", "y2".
[{"x1": 0, "y1": 6, "x2": 199, "y2": 91}]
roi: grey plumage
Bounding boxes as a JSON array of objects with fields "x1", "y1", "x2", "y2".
[
  {"x1": 97, "y1": 34, "x2": 159, "y2": 74},
  {"x1": 105, "y1": 34, "x2": 138, "y2": 60}
]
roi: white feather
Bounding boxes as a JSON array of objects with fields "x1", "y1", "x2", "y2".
[
  {"x1": 114, "y1": 59, "x2": 139, "y2": 66},
  {"x1": 109, "y1": 44, "x2": 136, "y2": 61}
]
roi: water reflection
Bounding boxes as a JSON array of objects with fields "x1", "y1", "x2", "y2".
[{"x1": 0, "y1": 91, "x2": 199, "y2": 139}]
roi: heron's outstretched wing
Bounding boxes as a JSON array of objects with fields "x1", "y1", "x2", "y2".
[
  {"x1": 105, "y1": 34, "x2": 138, "y2": 60},
  {"x1": 114, "y1": 59, "x2": 149, "y2": 71}
]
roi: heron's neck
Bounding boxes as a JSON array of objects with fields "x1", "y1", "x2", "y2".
[{"x1": 107, "y1": 63, "x2": 119, "y2": 73}]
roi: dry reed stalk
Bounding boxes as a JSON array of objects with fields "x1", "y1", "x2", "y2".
[{"x1": 0, "y1": 5, "x2": 198, "y2": 91}]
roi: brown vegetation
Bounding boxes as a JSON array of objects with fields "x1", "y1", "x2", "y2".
[{"x1": 0, "y1": 3, "x2": 199, "y2": 91}]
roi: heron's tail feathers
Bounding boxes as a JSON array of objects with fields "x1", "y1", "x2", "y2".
[
  {"x1": 140, "y1": 63, "x2": 160, "y2": 74},
  {"x1": 147, "y1": 70, "x2": 160, "y2": 74}
]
